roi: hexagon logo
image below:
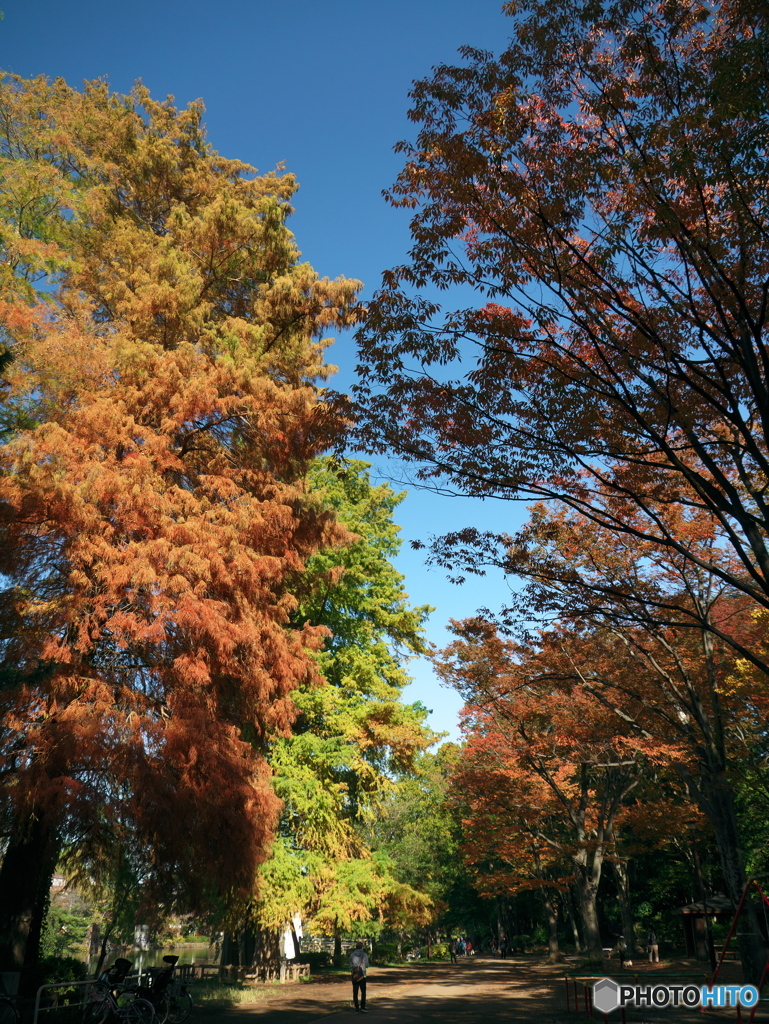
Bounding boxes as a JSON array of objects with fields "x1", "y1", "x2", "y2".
[{"x1": 593, "y1": 978, "x2": 621, "y2": 1015}]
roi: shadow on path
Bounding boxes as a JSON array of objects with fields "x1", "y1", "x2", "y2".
[{"x1": 193, "y1": 954, "x2": 740, "y2": 1024}]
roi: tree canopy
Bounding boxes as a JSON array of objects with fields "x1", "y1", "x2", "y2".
[
  {"x1": 353, "y1": 0, "x2": 769, "y2": 621},
  {"x1": 250, "y1": 460, "x2": 436, "y2": 944},
  {"x1": 351, "y1": 0, "x2": 769, "y2": 981},
  {"x1": 0, "y1": 74, "x2": 359, "y2": 979}
]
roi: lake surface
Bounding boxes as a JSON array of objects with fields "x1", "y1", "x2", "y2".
[{"x1": 89, "y1": 944, "x2": 219, "y2": 976}]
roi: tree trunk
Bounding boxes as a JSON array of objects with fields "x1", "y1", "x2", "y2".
[
  {"x1": 564, "y1": 888, "x2": 582, "y2": 952},
  {"x1": 574, "y1": 848, "x2": 604, "y2": 961},
  {"x1": 332, "y1": 926, "x2": 342, "y2": 968},
  {"x1": 541, "y1": 890, "x2": 560, "y2": 963},
  {"x1": 0, "y1": 810, "x2": 61, "y2": 991},
  {"x1": 610, "y1": 859, "x2": 636, "y2": 954},
  {"x1": 696, "y1": 779, "x2": 766, "y2": 985},
  {"x1": 532, "y1": 845, "x2": 560, "y2": 962}
]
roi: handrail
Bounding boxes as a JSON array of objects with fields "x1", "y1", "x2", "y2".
[{"x1": 32, "y1": 977, "x2": 99, "y2": 1024}]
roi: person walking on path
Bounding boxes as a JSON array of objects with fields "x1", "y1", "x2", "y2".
[
  {"x1": 449, "y1": 938, "x2": 458, "y2": 965},
  {"x1": 647, "y1": 925, "x2": 660, "y2": 963},
  {"x1": 499, "y1": 937, "x2": 508, "y2": 960},
  {"x1": 350, "y1": 942, "x2": 369, "y2": 1014}
]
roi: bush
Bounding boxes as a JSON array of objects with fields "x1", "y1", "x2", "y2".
[
  {"x1": 298, "y1": 951, "x2": 332, "y2": 970},
  {"x1": 430, "y1": 942, "x2": 449, "y2": 961},
  {"x1": 40, "y1": 956, "x2": 87, "y2": 985},
  {"x1": 30, "y1": 955, "x2": 88, "y2": 1006},
  {"x1": 371, "y1": 942, "x2": 402, "y2": 964}
]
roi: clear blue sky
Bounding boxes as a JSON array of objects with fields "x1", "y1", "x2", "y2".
[{"x1": 2, "y1": 0, "x2": 526, "y2": 740}]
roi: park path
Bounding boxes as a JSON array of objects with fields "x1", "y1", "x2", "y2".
[{"x1": 194, "y1": 955, "x2": 732, "y2": 1024}]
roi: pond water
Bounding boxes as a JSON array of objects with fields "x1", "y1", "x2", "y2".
[{"x1": 89, "y1": 944, "x2": 219, "y2": 976}]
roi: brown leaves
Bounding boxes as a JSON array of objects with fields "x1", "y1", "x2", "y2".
[{"x1": 0, "y1": 75, "x2": 360, "y2": 914}]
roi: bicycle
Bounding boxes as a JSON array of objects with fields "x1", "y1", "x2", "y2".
[
  {"x1": 128, "y1": 957, "x2": 191, "y2": 1024},
  {"x1": 0, "y1": 997, "x2": 18, "y2": 1024},
  {"x1": 83, "y1": 959, "x2": 154, "y2": 1024}
]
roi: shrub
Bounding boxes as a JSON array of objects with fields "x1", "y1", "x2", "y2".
[
  {"x1": 371, "y1": 942, "x2": 402, "y2": 964},
  {"x1": 298, "y1": 951, "x2": 332, "y2": 970}
]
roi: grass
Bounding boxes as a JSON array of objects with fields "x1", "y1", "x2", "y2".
[{"x1": 192, "y1": 981, "x2": 272, "y2": 1006}]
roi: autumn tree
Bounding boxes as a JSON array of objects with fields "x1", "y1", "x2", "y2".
[
  {"x1": 436, "y1": 620, "x2": 659, "y2": 960},
  {"x1": 510, "y1": 506, "x2": 768, "y2": 972},
  {"x1": 352, "y1": 0, "x2": 769, "y2": 633},
  {"x1": 0, "y1": 75, "x2": 359, "y2": 983},
  {"x1": 351, "y1": 0, "x2": 769, "y2": 982},
  {"x1": 439, "y1": 543, "x2": 769, "y2": 978}
]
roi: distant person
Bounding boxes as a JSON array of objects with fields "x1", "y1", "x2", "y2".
[
  {"x1": 349, "y1": 942, "x2": 369, "y2": 1014},
  {"x1": 459, "y1": 938, "x2": 466, "y2": 956},
  {"x1": 449, "y1": 938, "x2": 458, "y2": 965},
  {"x1": 647, "y1": 925, "x2": 659, "y2": 963},
  {"x1": 499, "y1": 936, "x2": 508, "y2": 960},
  {"x1": 465, "y1": 939, "x2": 474, "y2": 956},
  {"x1": 617, "y1": 935, "x2": 632, "y2": 968}
]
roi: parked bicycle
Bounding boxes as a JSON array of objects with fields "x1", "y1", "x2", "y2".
[
  {"x1": 0, "y1": 996, "x2": 18, "y2": 1024},
  {"x1": 0, "y1": 973, "x2": 19, "y2": 1024},
  {"x1": 83, "y1": 959, "x2": 154, "y2": 1024},
  {"x1": 128, "y1": 957, "x2": 191, "y2": 1024}
]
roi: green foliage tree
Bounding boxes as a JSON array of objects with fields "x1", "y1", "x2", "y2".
[{"x1": 245, "y1": 460, "x2": 436, "y2": 953}]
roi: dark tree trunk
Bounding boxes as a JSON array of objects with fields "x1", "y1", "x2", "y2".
[
  {"x1": 610, "y1": 859, "x2": 636, "y2": 954},
  {"x1": 333, "y1": 926, "x2": 342, "y2": 968},
  {"x1": 574, "y1": 847, "x2": 604, "y2": 962},
  {"x1": 248, "y1": 928, "x2": 277, "y2": 966},
  {"x1": 564, "y1": 887, "x2": 582, "y2": 952},
  {"x1": 695, "y1": 779, "x2": 766, "y2": 985},
  {"x1": 541, "y1": 890, "x2": 560, "y2": 963},
  {"x1": 0, "y1": 810, "x2": 60, "y2": 992}
]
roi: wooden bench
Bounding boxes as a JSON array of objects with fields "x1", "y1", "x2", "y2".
[{"x1": 713, "y1": 944, "x2": 740, "y2": 961}]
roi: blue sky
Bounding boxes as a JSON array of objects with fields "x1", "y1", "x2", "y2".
[{"x1": 2, "y1": 0, "x2": 526, "y2": 739}]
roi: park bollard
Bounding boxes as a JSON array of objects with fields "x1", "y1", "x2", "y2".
[{"x1": 565, "y1": 976, "x2": 570, "y2": 1012}]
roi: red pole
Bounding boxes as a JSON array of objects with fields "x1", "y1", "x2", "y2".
[
  {"x1": 747, "y1": 958, "x2": 769, "y2": 1024},
  {"x1": 712, "y1": 878, "x2": 755, "y2": 985},
  {"x1": 574, "y1": 978, "x2": 580, "y2": 1013}
]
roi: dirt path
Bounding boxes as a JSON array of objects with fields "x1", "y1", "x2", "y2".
[{"x1": 194, "y1": 955, "x2": 738, "y2": 1024}]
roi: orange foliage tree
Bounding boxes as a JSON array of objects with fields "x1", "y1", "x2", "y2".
[
  {"x1": 0, "y1": 75, "x2": 359, "y2": 980},
  {"x1": 353, "y1": 0, "x2": 769, "y2": 623},
  {"x1": 437, "y1": 527, "x2": 769, "y2": 977},
  {"x1": 352, "y1": 0, "x2": 769, "y2": 980},
  {"x1": 437, "y1": 620, "x2": 656, "y2": 961}
]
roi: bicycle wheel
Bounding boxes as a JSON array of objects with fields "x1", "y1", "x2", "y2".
[
  {"x1": 119, "y1": 997, "x2": 155, "y2": 1024},
  {"x1": 0, "y1": 998, "x2": 19, "y2": 1024},
  {"x1": 163, "y1": 991, "x2": 192, "y2": 1024},
  {"x1": 153, "y1": 995, "x2": 169, "y2": 1024},
  {"x1": 82, "y1": 991, "x2": 110, "y2": 1024}
]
